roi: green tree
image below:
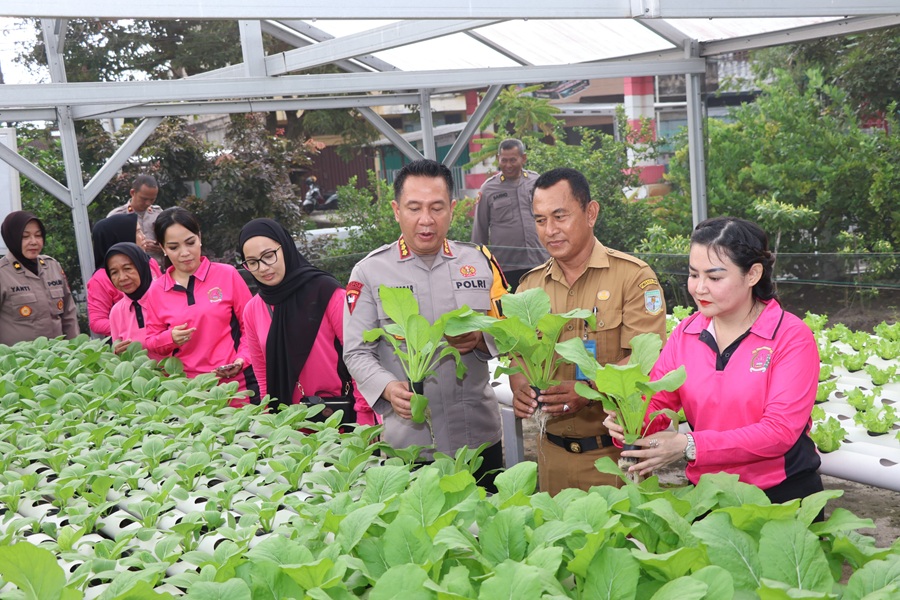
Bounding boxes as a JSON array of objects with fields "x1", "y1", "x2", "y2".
[
  {"x1": 182, "y1": 113, "x2": 313, "y2": 262},
  {"x1": 751, "y1": 197, "x2": 819, "y2": 255},
  {"x1": 467, "y1": 85, "x2": 560, "y2": 166},
  {"x1": 752, "y1": 26, "x2": 900, "y2": 116},
  {"x1": 665, "y1": 69, "x2": 889, "y2": 251}
]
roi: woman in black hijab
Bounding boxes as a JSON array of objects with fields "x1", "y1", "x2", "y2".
[
  {"x1": 104, "y1": 242, "x2": 162, "y2": 358},
  {"x1": 87, "y1": 213, "x2": 161, "y2": 337},
  {"x1": 0, "y1": 210, "x2": 79, "y2": 346},
  {"x1": 238, "y1": 218, "x2": 375, "y2": 424}
]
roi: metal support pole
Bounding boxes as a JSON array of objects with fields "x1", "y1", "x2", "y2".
[
  {"x1": 443, "y1": 85, "x2": 502, "y2": 168},
  {"x1": 42, "y1": 19, "x2": 94, "y2": 288},
  {"x1": 239, "y1": 20, "x2": 267, "y2": 77},
  {"x1": 419, "y1": 90, "x2": 436, "y2": 161},
  {"x1": 0, "y1": 144, "x2": 71, "y2": 206},
  {"x1": 83, "y1": 117, "x2": 164, "y2": 204},
  {"x1": 685, "y1": 42, "x2": 708, "y2": 227},
  {"x1": 357, "y1": 107, "x2": 423, "y2": 162}
]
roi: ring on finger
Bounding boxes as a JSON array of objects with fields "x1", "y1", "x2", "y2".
[
  {"x1": 563, "y1": 403, "x2": 570, "y2": 412},
  {"x1": 649, "y1": 439, "x2": 660, "y2": 448}
]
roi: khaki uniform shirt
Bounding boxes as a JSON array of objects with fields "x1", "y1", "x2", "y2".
[
  {"x1": 108, "y1": 202, "x2": 164, "y2": 262},
  {"x1": 518, "y1": 239, "x2": 667, "y2": 439},
  {"x1": 0, "y1": 255, "x2": 80, "y2": 346},
  {"x1": 343, "y1": 238, "x2": 502, "y2": 456},
  {"x1": 471, "y1": 171, "x2": 549, "y2": 273}
]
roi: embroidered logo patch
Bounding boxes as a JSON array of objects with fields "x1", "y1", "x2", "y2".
[
  {"x1": 638, "y1": 278, "x2": 659, "y2": 290},
  {"x1": 597, "y1": 290, "x2": 610, "y2": 301},
  {"x1": 208, "y1": 287, "x2": 223, "y2": 303},
  {"x1": 460, "y1": 265, "x2": 476, "y2": 277},
  {"x1": 56, "y1": 299, "x2": 64, "y2": 311},
  {"x1": 18, "y1": 305, "x2": 32, "y2": 317},
  {"x1": 346, "y1": 281, "x2": 364, "y2": 315},
  {"x1": 750, "y1": 346, "x2": 773, "y2": 372},
  {"x1": 644, "y1": 289, "x2": 663, "y2": 314}
]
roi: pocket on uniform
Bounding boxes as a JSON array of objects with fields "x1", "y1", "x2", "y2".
[
  {"x1": 588, "y1": 310, "x2": 625, "y2": 365},
  {"x1": 454, "y1": 290, "x2": 491, "y2": 312},
  {"x1": 11, "y1": 292, "x2": 38, "y2": 321}
]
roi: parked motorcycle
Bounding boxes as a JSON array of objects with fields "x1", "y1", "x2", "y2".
[{"x1": 301, "y1": 176, "x2": 339, "y2": 214}]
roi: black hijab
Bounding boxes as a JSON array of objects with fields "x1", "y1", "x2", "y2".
[
  {"x1": 1, "y1": 211, "x2": 46, "y2": 275},
  {"x1": 104, "y1": 242, "x2": 154, "y2": 328},
  {"x1": 92, "y1": 214, "x2": 138, "y2": 270},
  {"x1": 238, "y1": 218, "x2": 342, "y2": 407}
]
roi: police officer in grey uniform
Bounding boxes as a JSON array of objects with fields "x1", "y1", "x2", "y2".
[
  {"x1": 471, "y1": 138, "x2": 549, "y2": 287},
  {"x1": 108, "y1": 174, "x2": 164, "y2": 263},
  {"x1": 0, "y1": 211, "x2": 79, "y2": 346},
  {"x1": 343, "y1": 159, "x2": 504, "y2": 490}
]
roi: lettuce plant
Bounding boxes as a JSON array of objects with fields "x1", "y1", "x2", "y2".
[
  {"x1": 556, "y1": 333, "x2": 686, "y2": 445},
  {"x1": 816, "y1": 380, "x2": 837, "y2": 403},
  {"x1": 845, "y1": 388, "x2": 877, "y2": 412},
  {"x1": 818, "y1": 363, "x2": 834, "y2": 382},
  {"x1": 872, "y1": 338, "x2": 900, "y2": 360},
  {"x1": 363, "y1": 285, "x2": 476, "y2": 424},
  {"x1": 853, "y1": 405, "x2": 897, "y2": 434},
  {"x1": 865, "y1": 364, "x2": 898, "y2": 386},
  {"x1": 803, "y1": 311, "x2": 829, "y2": 334},
  {"x1": 810, "y1": 416, "x2": 848, "y2": 453},
  {"x1": 842, "y1": 351, "x2": 871, "y2": 373}
]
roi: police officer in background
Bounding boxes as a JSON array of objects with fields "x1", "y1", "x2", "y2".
[
  {"x1": 108, "y1": 174, "x2": 164, "y2": 263},
  {"x1": 343, "y1": 159, "x2": 507, "y2": 491},
  {"x1": 471, "y1": 138, "x2": 549, "y2": 287},
  {"x1": 0, "y1": 211, "x2": 79, "y2": 346},
  {"x1": 511, "y1": 168, "x2": 666, "y2": 495}
]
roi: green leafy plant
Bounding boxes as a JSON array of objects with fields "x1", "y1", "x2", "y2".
[
  {"x1": 556, "y1": 333, "x2": 686, "y2": 445},
  {"x1": 363, "y1": 285, "x2": 477, "y2": 424},
  {"x1": 816, "y1": 380, "x2": 838, "y2": 404},
  {"x1": 810, "y1": 417, "x2": 849, "y2": 453},
  {"x1": 865, "y1": 364, "x2": 898, "y2": 386},
  {"x1": 475, "y1": 288, "x2": 594, "y2": 392},
  {"x1": 844, "y1": 388, "x2": 877, "y2": 412},
  {"x1": 853, "y1": 405, "x2": 897, "y2": 434},
  {"x1": 842, "y1": 351, "x2": 871, "y2": 373}
]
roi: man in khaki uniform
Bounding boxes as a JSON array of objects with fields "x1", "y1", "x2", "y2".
[
  {"x1": 511, "y1": 167, "x2": 666, "y2": 495},
  {"x1": 343, "y1": 159, "x2": 506, "y2": 491},
  {"x1": 471, "y1": 139, "x2": 548, "y2": 287},
  {"x1": 0, "y1": 211, "x2": 79, "y2": 346},
  {"x1": 108, "y1": 174, "x2": 164, "y2": 262}
]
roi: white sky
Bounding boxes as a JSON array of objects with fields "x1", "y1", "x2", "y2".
[{"x1": 0, "y1": 18, "x2": 44, "y2": 84}]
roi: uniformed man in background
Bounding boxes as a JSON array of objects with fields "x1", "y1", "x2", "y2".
[
  {"x1": 471, "y1": 138, "x2": 549, "y2": 287},
  {"x1": 343, "y1": 159, "x2": 506, "y2": 491},
  {"x1": 511, "y1": 167, "x2": 667, "y2": 495},
  {"x1": 0, "y1": 211, "x2": 79, "y2": 346},
  {"x1": 108, "y1": 174, "x2": 164, "y2": 262}
]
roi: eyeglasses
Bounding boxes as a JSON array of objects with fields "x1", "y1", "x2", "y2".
[{"x1": 242, "y1": 246, "x2": 282, "y2": 271}]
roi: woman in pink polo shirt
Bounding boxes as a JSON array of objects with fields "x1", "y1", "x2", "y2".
[
  {"x1": 606, "y1": 217, "x2": 822, "y2": 507},
  {"x1": 87, "y1": 214, "x2": 161, "y2": 337},
  {"x1": 238, "y1": 218, "x2": 375, "y2": 425},
  {"x1": 143, "y1": 208, "x2": 255, "y2": 400},
  {"x1": 104, "y1": 242, "x2": 164, "y2": 359}
]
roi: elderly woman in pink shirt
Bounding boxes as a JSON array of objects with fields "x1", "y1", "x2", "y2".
[
  {"x1": 104, "y1": 242, "x2": 164, "y2": 359},
  {"x1": 606, "y1": 217, "x2": 822, "y2": 508},
  {"x1": 238, "y1": 218, "x2": 375, "y2": 425},
  {"x1": 87, "y1": 214, "x2": 161, "y2": 337}
]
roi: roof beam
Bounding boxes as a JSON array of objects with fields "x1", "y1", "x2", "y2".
[
  {"x1": 270, "y1": 20, "x2": 500, "y2": 75},
  {"x1": 358, "y1": 107, "x2": 423, "y2": 162},
  {"x1": 443, "y1": 84, "x2": 502, "y2": 167},
  {"x1": 464, "y1": 30, "x2": 533, "y2": 66},
  {"x1": 3, "y1": 1, "x2": 896, "y2": 19},
  {"x1": 0, "y1": 58, "x2": 707, "y2": 108},
  {"x1": 0, "y1": 143, "x2": 71, "y2": 206},
  {"x1": 701, "y1": 15, "x2": 900, "y2": 56},
  {"x1": 269, "y1": 20, "x2": 398, "y2": 72}
]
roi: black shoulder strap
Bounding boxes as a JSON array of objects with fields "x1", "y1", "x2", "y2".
[{"x1": 333, "y1": 337, "x2": 353, "y2": 396}]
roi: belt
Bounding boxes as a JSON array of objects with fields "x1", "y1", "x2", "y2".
[{"x1": 546, "y1": 432, "x2": 613, "y2": 454}]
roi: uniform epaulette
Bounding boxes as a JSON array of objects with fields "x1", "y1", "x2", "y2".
[{"x1": 605, "y1": 247, "x2": 651, "y2": 268}]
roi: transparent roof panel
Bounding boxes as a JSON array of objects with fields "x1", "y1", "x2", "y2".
[
  {"x1": 659, "y1": 17, "x2": 839, "y2": 41},
  {"x1": 372, "y1": 33, "x2": 522, "y2": 70},
  {"x1": 476, "y1": 19, "x2": 676, "y2": 64}
]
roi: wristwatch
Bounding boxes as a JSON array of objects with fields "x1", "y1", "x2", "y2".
[{"x1": 683, "y1": 433, "x2": 696, "y2": 462}]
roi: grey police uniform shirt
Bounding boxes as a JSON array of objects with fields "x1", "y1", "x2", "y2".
[
  {"x1": 108, "y1": 202, "x2": 164, "y2": 262},
  {"x1": 0, "y1": 254, "x2": 80, "y2": 346},
  {"x1": 343, "y1": 238, "x2": 502, "y2": 456},
  {"x1": 471, "y1": 170, "x2": 549, "y2": 273}
]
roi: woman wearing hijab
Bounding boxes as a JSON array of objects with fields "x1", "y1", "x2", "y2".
[
  {"x1": 104, "y1": 242, "x2": 163, "y2": 359},
  {"x1": 239, "y1": 218, "x2": 375, "y2": 425},
  {"x1": 87, "y1": 213, "x2": 161, "y2": 337},
  {"x1": 0, "y1": 210, "x2": 79, "y2": 346}
]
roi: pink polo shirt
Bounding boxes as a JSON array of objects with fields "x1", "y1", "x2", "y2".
[
  {"x1": 646, "y1": 299, "x2": 820, "y2": 490},
  {"x1": 143, "y1": 257, "x2": 253, "y2": 394},
  {"x1": 87, "y1": 259, "x2": 162, "y2": 336},
  {"x1": 109, "y1": 296, "x2": 165, "y2": 361},
  {"x1": 244, "y1": 289, "x2": 376, "y2": 425}
]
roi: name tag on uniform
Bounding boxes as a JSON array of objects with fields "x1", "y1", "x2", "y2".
[{"x1": 575, "y1": 339, "x2": 596, "y2": 380}]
